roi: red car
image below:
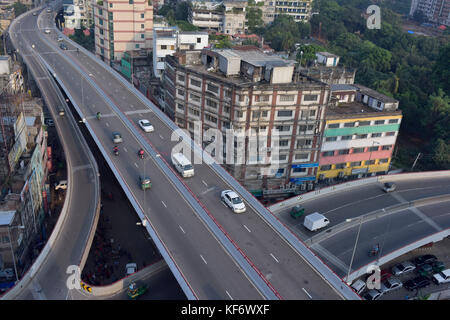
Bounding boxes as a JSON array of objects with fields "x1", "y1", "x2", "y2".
[{"x1": 381, "y1": 270, "x2": 392, "y2": 282}]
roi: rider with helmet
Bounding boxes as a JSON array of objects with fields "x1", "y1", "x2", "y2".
[{"x1": 138, "y1": 148, "x2": 145, "y2": 158}]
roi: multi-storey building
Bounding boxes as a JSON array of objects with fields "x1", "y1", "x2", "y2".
[
  {"x1": 189, "y1": 0, "x2": 224, "y2": 32},
  {"x1": 222, "y1": 0, "x2": 247, "y2": 35},
  {"x1": 162, "y1": 47, "x2": 330, "y2": 195},
  {"x1": 273, "y1": 0, "x2": 313, "y2": 22},
  {"x1": 64, "y1": 0, "x2": 93, "y2": 29},
  {"x1": 410, "y1": 0, "x2": 450, "y2": 26},
  {"x1": 152, "y1": 27, "x2": 209, "y2": 79},
  {"x1": 317, "y1": 84, "x2": 402, "y2": 180},
  {"x1": 93, "y1": 0, "x2": 153, "y2": 64}
]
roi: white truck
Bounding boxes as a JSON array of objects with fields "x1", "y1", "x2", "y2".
[
  {"x1": 172, "y1": 153, "x2": 194, "y2": 178},
  {"x1": 303, "y1": 212, "x2": 330, "y2": 231}
]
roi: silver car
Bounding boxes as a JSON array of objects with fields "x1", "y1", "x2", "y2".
[
  {"x1": 363, "y1": 289, "x2": 383, "y2": 300},
  {"x1": 383, "y1": 182, "x2": 396, "y2": 192},
  {"x1": 380, "y1": 277, "x2": 403, "y2": 294},
  {"x1": 112, "y1": 132, "x2": 123, "y2": 143},
  {"x1": 392, "y1": 261, "x2": 416, "y2": 276}
]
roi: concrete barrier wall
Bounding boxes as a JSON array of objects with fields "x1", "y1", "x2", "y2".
[
  {"x1": 90, "y1": 260, "x2": 167, "y2": 297},
  {"x1": 269, "y1": 170, "x2": 450, "y2": 213}
]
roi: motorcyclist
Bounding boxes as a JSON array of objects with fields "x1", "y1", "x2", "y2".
[
  {"x1": 113, "y1": 146, "x2": 119, "y2": 154},
  {"x1": 138, "y1": 148, "x2": 145, "y2": 158},
  {"x1": 96, "y1": 112, "x2": 101, "y2": 120}
]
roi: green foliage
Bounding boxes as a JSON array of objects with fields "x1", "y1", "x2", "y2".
[
  {"x1": 214, "y1": 38, "x2": 233, "y2": 49},
  {"x1": 296, "y1": 44, "x2": 326, "y2": 66},
  {"x1": 69, "y1": 27, "x2": 94, "y2": 52},
  {"x1": 263, "y1": 15, "x2": 304, "y2": 52},
  {"x1": 176, "y1": 20, "x2": 198, "y2": 32},
  {"x1": 432, "y1": 43, "x2": 450, "y2": 94},
  {"x1": 246, "y1": 7, "x2": 263, "y2": 33},
  {"x1": 12, "y1": 2, "x2": 28, "y2": 17}
]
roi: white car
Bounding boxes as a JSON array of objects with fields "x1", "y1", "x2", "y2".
[
  {"x1": 138, "y1": 119, "x2": 154, "y2": 132},
  {"x1": 432, "y1": 269, "x2": 450, "y2": 285},
  {"x1": 391, "y1": 261, "x2": 416, "y2": 276},
  {"x1": 44, "y1": 29, "x2": 51, "y2": 34},
  {"x1": 221, "y1": 190, "x2": 246, "y2": 213},
  {"x1": 125, "y1": 263, "x2": 137, "y2": 276},
  {"x1": 379, "y1": 277, "x2": 403, "y2": 294}
]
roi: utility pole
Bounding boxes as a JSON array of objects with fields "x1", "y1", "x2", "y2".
[{"x1": 411, "y1": 152, "x2": 422, "y2": 170}]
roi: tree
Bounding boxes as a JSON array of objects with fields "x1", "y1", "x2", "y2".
[
  {"x1": 431, "y1": 139, "x2": 450, "y2": 169},
  {"x1": 12, "y1": 2, "x2": 28, "y2": 17},
  {"x1": 175, "y1": 1, "x2": 191, "y2": 21},
  {"x1": 296, "y1": 44, "x2": 325, "y2": 66},
  {"x1": 431, "y1": 43, "x2": 450, "y2": 94},
  {"x1": 246, "y1": 7, "x2": 263, "y2": 33}
]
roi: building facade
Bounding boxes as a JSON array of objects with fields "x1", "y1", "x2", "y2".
[
  {"x1": 162, "y1": 48, "x2": 330, "y2": 196},
  {"x1": 410, "y1": 0, "x2": 450, "y2": 26},
  {"x1": 64, "y1": 0, "x2": 93, "y2": 29},
  {"x1": 93, "y1": 0, "x2": 153, "y2": 64},
  {"x1": 152, "y1": 27, "x2": 209, "y2": 79},
  {"x1": 189, "y1": 0, "x2": 224, "y2": 31},
  {"x1": 222, "y1": 0, "x2": 247, "y2": 35},
  {"x1": 317, "y1": 84, "x2": 402, "y2": 180},
  {"x1": 273, "y1": 0, "x2": 313, "y2": 22}
]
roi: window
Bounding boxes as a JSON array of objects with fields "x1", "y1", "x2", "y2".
[
  {"x1": 320, "y1": 165, "x2": 332, "y2": 171},
  {"x1": 205, "y1": 114, "x2": 217, "y2": 123},
  {"x1": 277, "y1": 110, "x2": 293, "y2": 117},
  {"x1": 224, "y1": 106, "x2": 230, "y2": 114},
  {"x1": 295, "y1": 153, "x2": 309, "y2": 160},
  {"x1": 238, "y1": 94, "x2": 246, "y2": 102},
  {"x1": 293, "y1": 167, "x2": 306, "y2": 173},
  {"x1": 325, "y1": 136, "x2": 337, "y2": 142},
  {"x1": 335, "y1": 163, "x2": 346, "y2": 169},
  {"x1": 98, "y1": 8, "x2": 103, "y2": 15},
  {"x1": 223, "y1": 121, "x2": 230, "y2": 129},
  {"x1": 276, "y1": 125, "x2": 291, "y2": 132},
  {"x1": 352, "y1": 148, "x2": 365, "y2": 153},
  {"x1": 375, "y1": 120, "x2": 385, "y2": 125},
  {"x1": 141, "y1": 24, "x2": 144, "y2": 29},
  {"x1": 177, "y1": 104, "x2": 184, "y2": 111},
  {"x1": 304, "y1": 94, "x2": 318, "y2": 101},
  {"x1": 385, "y1": 132, "x2": 396, "y2": 136},
  {"x1": 279, "y1": 95, "x2": 295, "y2": 102},
  {"x1": 309, "y1": 110, "x2": 316, "y2": 117},
  {"x1": 235, "y1": 110, "x2": 243, "y2": 118},
  {"x1": 338, "y1": 149, "x2": 350, "y2": 155},
  {"x1": 189, "y1": 108, "x2": 200, "y2": 116},
  {"x1": 207, "y1": 84, "x2": 219, "y2": 94},
  {"x1": 278, "y1": 154, "x2": 288, "y2": 161},
  {"x1": 350, "y1": 161, "x2": 362, "y2": 167},
  {"x1": 388, "y1": 119, "x2": 399, "y2": 124},
  {"x1": 99, "y1": 18, "x2": 103, "y2": 25},
  {"x1": 141, "y1": 13, "x2": 144, "y2": 18},
  {"x1": 109, "y1": 3, "x2": 113, "y2": 7},
  {"x1": 358, "y1": 121, "x2": 370, "y2": 126},
  {"x1": 160, "y1": 45, "x2": 167, "y2": 50},
  {"x1": 177, "y1": 89, "x2": 184, "y2": 96},
  {"x1": 129, "y1": 0, "x2": 133, "y2": 3},
  {"x1": 279, "y1": 140, "x2": 289, "y2": 147},
  {"x1": 190, "y1": 93, "x2": 200, "y2": 102},
  {"x1": 224, "y1": 89, "x2": 232, "y2": 98},
  {"x1": 368, "y1": 146, "x2": 379, "y2": 152},
  {"x1": 100, "y1": 39, "x2": 104, "y2": 45},
  {"x1": 341, "y1": 135, "x2": 352, "y2": 140},
  {"x1": 135, "y1": 44, "x2": 140, "y2": 49},
  {"x1": 206, "y1": 99, "x2": 217, "y2": 109},
  {"x1": 356, "y1": 134, "x2": 368, "y2": 139},
  {"x1": 366, "y1": 160, "x2": 375, "y2": 165},
  {"x1": 191, "y1": 79, "x2": 201, "y2": 87},
  {"x1": 344, "y1": 122, "x2": 355, "y2": 127},
  {"x1": 328, "y1": 123, "x2": 339, "y2": 129},
  {"x1": 197, "y1": 37, "x2": 201, "y2": 43},
  {"x1": 371, "y1": 133, "x2": 382, "y2": 138},
  {"x1": 141, "y1": 34, "x2": 145, "y2": 39},
  {"x1": 322, "y1": 151, "x2": 334, "y2": 157},
  {"x1": 178, "y1": 74, "x2": 185, "y2": 82},
  {"x1": 379, "y1": 158, "x2": 389, "y2": 164},
  {"x1": 382, "y1": 145, "x2": 392, "y2": 151},
  {"x1": 298, "y1": 125, "x2": 307, "y2": 132}
]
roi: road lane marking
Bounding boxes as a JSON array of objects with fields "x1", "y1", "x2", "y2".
[
  {"x1": 270, "y1": 253, "x2": 279, "y2": 263},
  {"x1": 302, "y1": 288, "x2": 312, "y2": 299},
  {"x1": 123, "y1": 147, "x2": 128, "y2": 152},
  {"x1": 226, "y1": 291, "x2": 233, "y2": 300},
  {"x1": 159, "y1": 134, "x2": 164, "y2": 139},
  {"x1": 161, "y1": 201, "x2": 167, "y2": 208},
  {"x1": 134, "y1": 163, "x2": 138, "y2": 168},
  {"x1": 200, "y1": 187, "x2": 216, "y2": 195},
  {"x1": 202, "y1": 180, "x2": 208, "y2": 187},
  {"x1": 105, "y1": 122, "x2": 109, "y2": 127},
  {"x1": 179, "y1": 225, "x2": 185, "y2": 234},
  {"x1": 200, "y1": 255, "x2": 207, "y2": 265},
  {"x1": 243, "y1": 225, "x2": 251, "y2": 233}
]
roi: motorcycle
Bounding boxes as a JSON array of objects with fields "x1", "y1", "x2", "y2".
[
  {"x1": 96, "y1": 112, "x2": 101, "y2": 120},
  {"x1": 138, "y1": 151, "x2": 144, "y2": 159},
  {"x1": 368, "y1": 245, "x2": 380, "y2": 257},
  {"x1": 114, "y1": 149, "x2": 119, "y2": 156}
]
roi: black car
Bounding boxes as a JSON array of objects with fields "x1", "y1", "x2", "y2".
[
  {"x1": 404, "y1": 276, "x2": 431, "y2": 291},
  {"x1": 414, "y1": 254, "x2": 437, "y2": 267},
  {"x1": 59, "y1": 43, "x2": 68, "y2": 50}
]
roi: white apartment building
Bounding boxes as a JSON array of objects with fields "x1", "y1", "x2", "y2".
[
  {"x1": 93, "y1": 0, "x2": 153, "y2": 64},
  {"x1": 152, "y1": 27, "x2": 208, "y2": 79},
  {"x1": 273, "y1": 0, "x2": 313, "y2": 22},
  {"x1": 189, "y1": 0, "x2": 224, "y2": 31},
  {"x1": 63, "y1": 0, "x2": 93, "y2": 29},
  {"x1": 222, "y1": 0, "x2": 247, "y2": 34}
]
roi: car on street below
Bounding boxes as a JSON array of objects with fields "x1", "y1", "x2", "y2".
[
  {"x1": 125, "y1": 263, "x2": 137, "y2": 276},
  {"x1": 404, "y1": 276, "x2": 430, "y2": 291},
  {"x1": 432, "y1": 269, "x2": 450, "y2": 285},
  {"x1": 57, "y1": 36, "x2": 64, "y2": 42},
  {"x1": 383, "y1": 182, "x2": 396, "y2": 192},
  {"x1": 380, "y1": 277, "x2": 403, "y2": 294},
  {"x1": 138, "y1": 119, "x2": 154, "y2": 132},
  {"x1": 139, "y1": 176, "x2": 151, "y2": 190},
  {"x1": 290, "y1": 205, "x2": 305, "y2": 219},
  {"x1": 45, "y1": 118, "x2": 54, "y2": 126},
  {"x1": 112, "y1": 132, "x2": 123, "y2": 143},
  {"x1": 363, "y1": 289, "x2": 383, "y2": 300},
  {"x1": 32, "y1": 12, "x2": 37, "y2": 16},
  {"x1": 59, "y1": 43, "x2": 68, "y2": 50},
  {"x1": 44, "y1": 28, "x2": 51, "y2": 34},
  {"x1": 414, "y1": 254, "x2": 437, "y2": 268},
  {"x1": 392, "y1": 261, "x2": 416, "y2": 276},
  {"x1": 221, "y1": 190, "x2": 246, "y2": 213},
  {"x1": 59, "y1": 108, "x2": 65, "y2": 116}
]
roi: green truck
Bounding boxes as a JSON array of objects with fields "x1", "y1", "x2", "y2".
[
  {"x1": 139, "y1": 176, "x2": 152, "y2": 190},
  {"x1": 290, "y1": 205, "x2": 305, "y2": 219},
  {"x1": 127, "y1": 282, "x2": 148, "y2": 300}
]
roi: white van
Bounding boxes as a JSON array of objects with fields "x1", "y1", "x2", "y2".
[
  {"x1": 303, "y1": 212, "x2": 330, "y2": 231},
  {"x1": 172, "y1": 153, "x2": 194, "y2": 178}
]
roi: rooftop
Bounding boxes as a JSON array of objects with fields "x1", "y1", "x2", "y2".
[
  {"x1": 317, "y1": 51, "x2": 339, "y2": 58},
  {"x1": 353, "y1": 84, "x2": 398, "y2": 103},
  {"x1": 331, "y1": 84, "x2": 356, "y2": 91},
  {"x1": 326, "y1": 101, "x2": 402, "y2": 119}
]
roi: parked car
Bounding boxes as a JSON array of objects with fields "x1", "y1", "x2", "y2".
[
  {"x1": 417, "y1": 264, "x2": 434, "y2": 277},
  {"x1": 432, "y1": 261, "x2": 446, "y2": 273},
  {"x1": 138, "y1": 119, "x2": 154, "y2": 132},
  {"x1": 55, "y1": 180, "x2": 68, "y2": 190},
  {"x1": 363, "y1": 289, "x2": 383, "y2": 300},
  {"x1": 392, "y1": 261, "x2": 416, "y2": 276},
  {"x1": 382, "y1": 182, "x2": 396, "y2": 192},
  {"x1": 32, "y1": 12, "x2": 37, "y2": 16},
  {"x1": 125, "y1": 263, "x2": 137, "y2": 276},
  {"x1": 59, "y1": 43, "x2": 68, "y2": 50},
  {"x1": 57, "y1": 36, "x2": 64, "y2": 42},
  {"x1": 432, "y1": 269, "x2": 450, "y2": 285},
  {"x1": 351, "y1": 279, "x2": 366, "y2": 295},
  {"x1": 414, "y1": 254, "x2": 437, "y2": 268},
  {"x1": 380, "y1": 277, "x2": 403, "y2": 294},
  {"x1": 381, "y1": 270, "x2": 393, "y2": 282},
  {"x1": 45, "y1": 118, "x2": 54, "y2": 127},
  {"x1": 221, "y1": 190, "x2": 246, "y2": 213},
  {"x1": 112, "y1": 132, "x2": 123, "y2": 143},
  {"x1": 44, "y1": 28, "x2": 51, "y2": 34},
  {"x1": 404, "y1": 276, "x2": 431, "y2": 291},
  {"x1": 0, "y1": 268, "x2": 14, "y2": 280}
]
